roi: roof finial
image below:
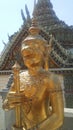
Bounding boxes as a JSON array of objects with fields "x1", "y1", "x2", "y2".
[
  {"x1": 7, "y1": 33, "x2": 11, "y2": 41},
  {"x1": 2, "y1": 40, "x2": 6, "y2": 46},
  {"x1": 25, "y1": 4, "x2": 30, "y2": 20},
  {"x1": 21, "y1": 9, "x2": 26, "y2": 22}
]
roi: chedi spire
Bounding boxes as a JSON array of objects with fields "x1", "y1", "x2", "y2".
[{"x1": 33, "y1": 0, "x2": 59, "y2": 31}]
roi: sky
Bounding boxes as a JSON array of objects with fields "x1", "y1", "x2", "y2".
[{"x1": 0, "y1": 0, "x2": 73, "y2": 54}]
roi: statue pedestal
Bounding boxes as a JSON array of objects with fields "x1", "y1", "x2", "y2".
[{"x1": 12, "y1": 125, "x2": 23, "y2": 130}]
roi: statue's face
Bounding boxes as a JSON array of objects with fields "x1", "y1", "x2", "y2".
[{"x1": 22, "y1": 43, "x2": 44, "y2": 68}]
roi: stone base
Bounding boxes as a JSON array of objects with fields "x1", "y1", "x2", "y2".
[{"x1": 12, "y1": 125, "x2": 23, "y2": 130}]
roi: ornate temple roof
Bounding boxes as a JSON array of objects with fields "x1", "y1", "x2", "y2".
[
  {"x1": 0, "y1": 0, "x2": 73, "y2": 71},
  {"x1": 33, "y1": 0, "x2": 66, "y2": 29},
  {"x1": 49, "y1": 37, "x2": 73, "y2": 68},
  {"x1": 33, "y1": 0, "x2": 73, "y2": 48}
]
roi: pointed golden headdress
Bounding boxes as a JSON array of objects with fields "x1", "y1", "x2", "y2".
[{"x1": 21, "y1": 18, "x2": 49, "y2": 70}]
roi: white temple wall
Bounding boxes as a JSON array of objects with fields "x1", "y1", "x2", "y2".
[
  {"x1": 0, "y1": 75, "x2": 10, "y2": 90},
  {"x1": 0, "y1": 96, "x2": 6, "y2": 130}
]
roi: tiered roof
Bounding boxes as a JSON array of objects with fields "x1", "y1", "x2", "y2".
[
  {"x1": 49, "y1": 37, "x2": 73, "y2": 68},
  {"x1": 0, "y1": 0, "x2": 73, "y2": 71},
  {"x1": 33, "y1": 0, "x2": 73, "y2": 49},
  {"x1": 33, "y1": 0, "x2": 64, "y2": 29}
]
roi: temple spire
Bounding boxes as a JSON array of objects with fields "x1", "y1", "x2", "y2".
[{"x1": 33, "y1": 0, "x2": 59, "y2": 31}]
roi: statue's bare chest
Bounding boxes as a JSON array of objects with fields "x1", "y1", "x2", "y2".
[
  {"x1": 20, "y1": 72, "x2": 50, "y2": 124},
  {"x1": 20, "y1": 72, "x2": 46, "y2": 99}
]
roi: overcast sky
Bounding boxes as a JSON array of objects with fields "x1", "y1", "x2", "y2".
[{"x1": 0, "y1": 0, "x2": 73, "y2": 54}]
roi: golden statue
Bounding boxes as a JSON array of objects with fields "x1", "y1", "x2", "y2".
[{"x1": 3, "y1": 19, "x2": 64, "y2": 130}]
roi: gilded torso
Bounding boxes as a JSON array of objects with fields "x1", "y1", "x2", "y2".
[{"x1": 19, "y1": 70, "x2": 51, "y2": 129}]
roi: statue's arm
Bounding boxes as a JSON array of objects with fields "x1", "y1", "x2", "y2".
[{"x1": 38, "y1": 78, "x2": 64, "y2": 130}]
